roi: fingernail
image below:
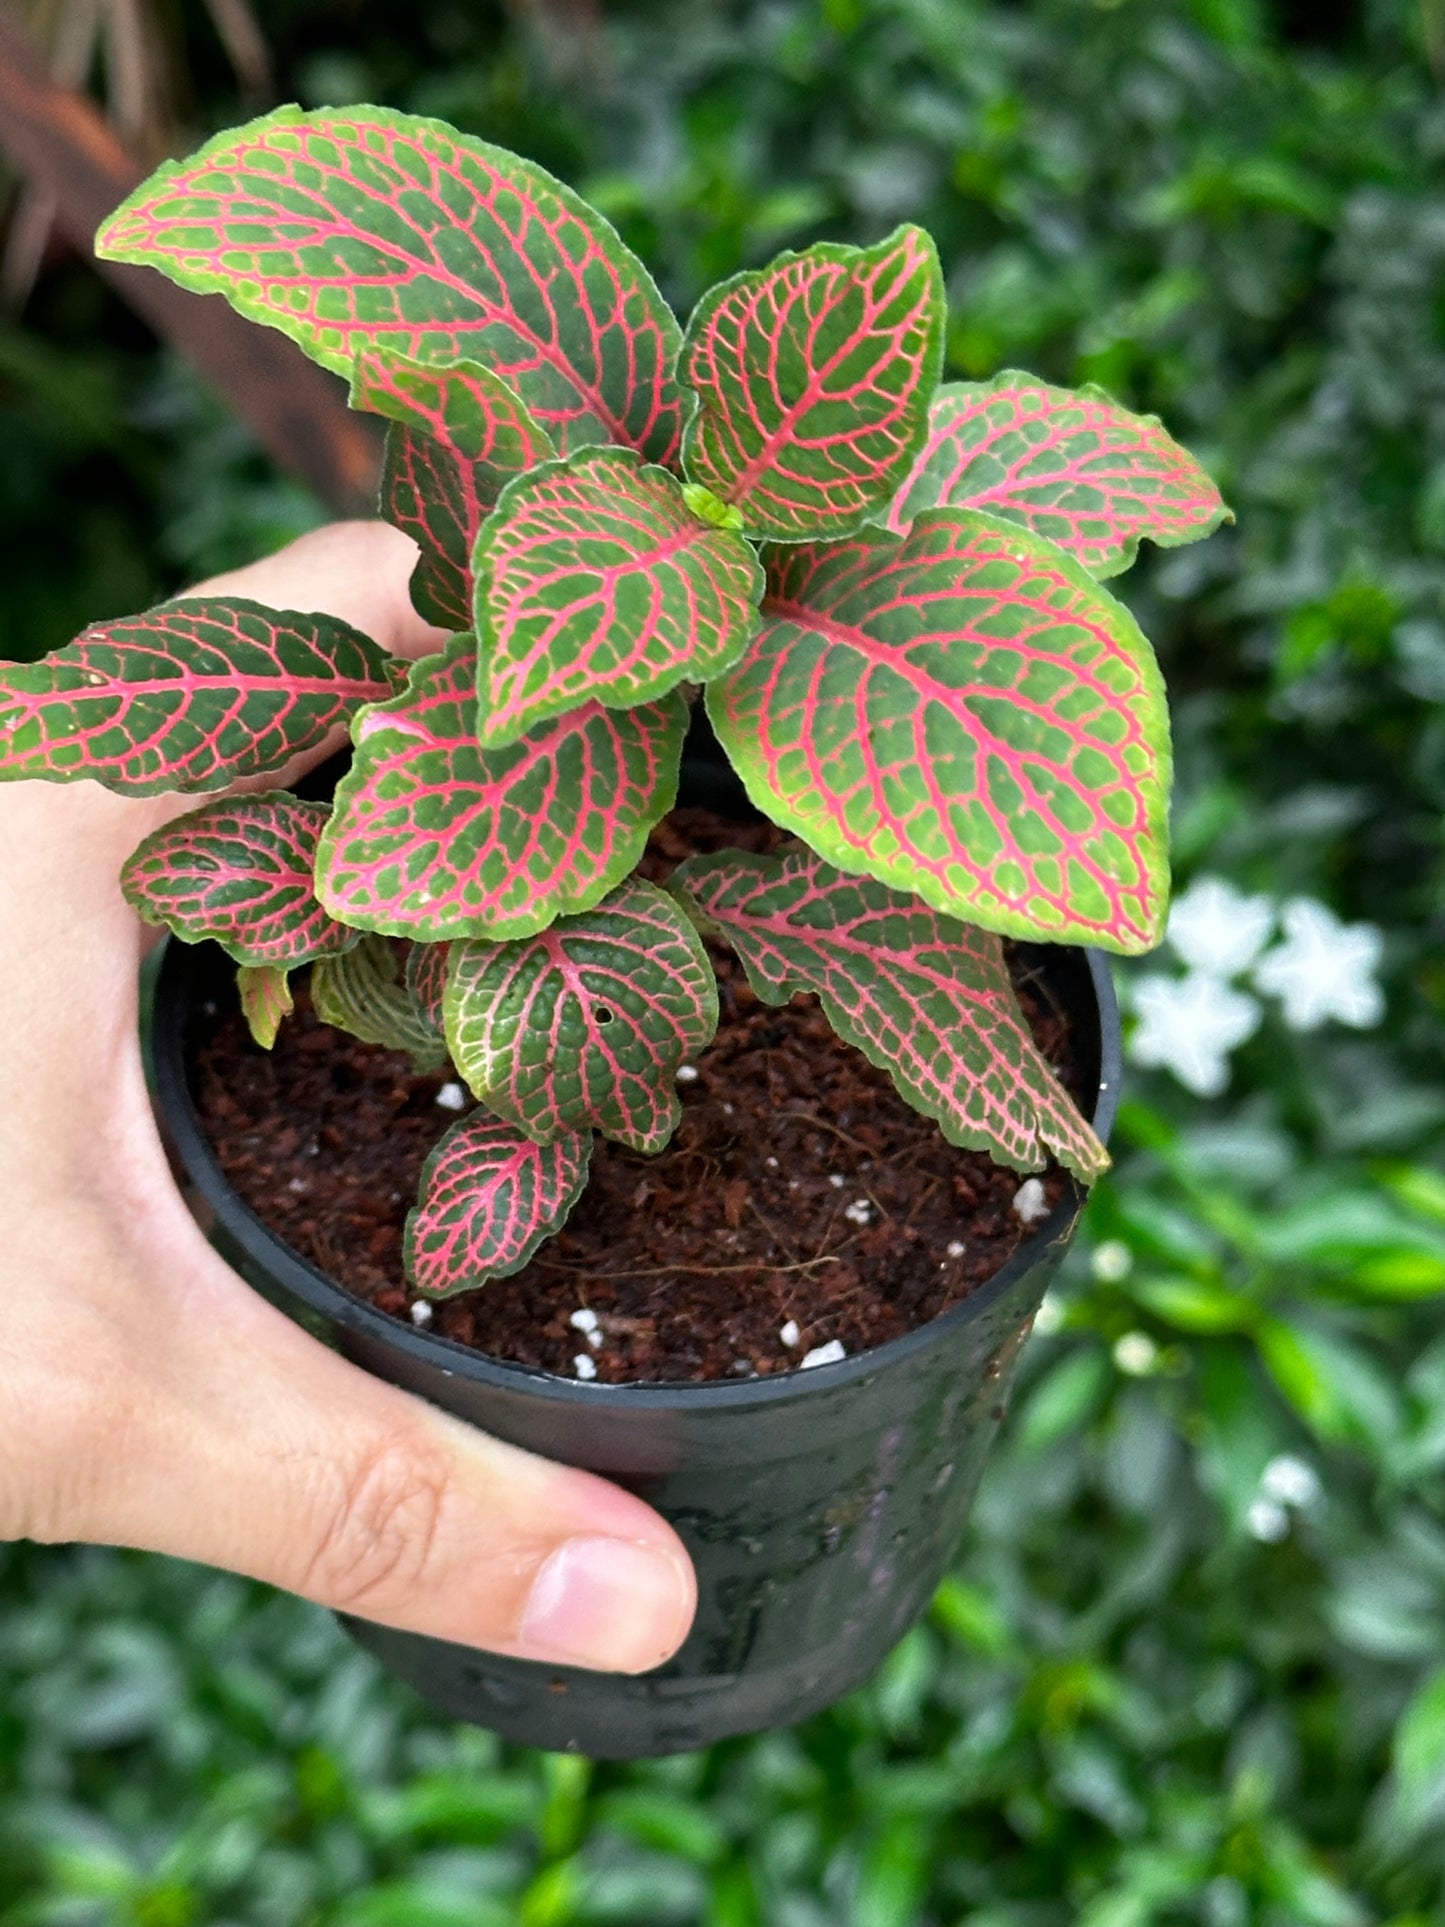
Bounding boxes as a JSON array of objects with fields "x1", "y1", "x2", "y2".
[{"x1": 518, "y1": 1535, "x2": 694, "y2": 1673}]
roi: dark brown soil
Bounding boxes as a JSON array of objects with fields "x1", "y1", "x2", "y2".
[{"x1": 192, "y1": 808, "x2": 1084, "y2": 1384}]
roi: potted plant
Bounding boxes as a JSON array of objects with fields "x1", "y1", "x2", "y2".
[{"x1": 0, "y1": 107, "x2": 1227, "y2": 1757}]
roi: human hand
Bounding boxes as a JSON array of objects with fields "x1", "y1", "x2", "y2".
[{"x1": 0, "y1": 522, "x2": 696, "y2": 1674}]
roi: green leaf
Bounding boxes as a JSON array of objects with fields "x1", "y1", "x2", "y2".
[
  {"x1": 1016, "y1": 1346, "x2": 1111, "y2": 1450},
  {"x1": 96, "y1": 107, "x2": 683, "y2": 462},
  {"x1": 404, "y1": 1110, "x2": 592, "y2": 1296},
  {"x1": 405, "y1": 940, "x2": 451, "y2": 1032},
  {"x1": 672, "y1": 845, "x2": 1107, "y2": 1179},
  {"x1": 121, "y1": 794, "x2": 359, "y2": 968},
  {"x1": 473, "y1": 446, "x2": 762, "y2": 746},
  {"x1": 1393, "y1": 1664, "x2": 1445, "y2": 1806},
  {"x1": 316, "y1": 633, "x2": 686, "y2": 941},
  {"x1": 707, "y1": 509, "x2": 1171, "y2": 954},
  {"x1": 0, "y1": 598, "x2": 398, "y2": 795},
  {"x1": 310, "y1": 933, "x2": 448, "y2": 1069},
  {"x1": 351, "y1": 348, "x2": 557, "y2": 631},
  {"x1": 888, "y1": 374, "x2": 1231, "y2": 578},
  {"x1": 445, "y1": 877, "x2": 719, "y2": 1153},
  {"x1": 237, "y1": 964, "x2": 293, "y2": 1050},
  {"x1": 679, "y1": 225, "x2": 944, "y2": 539}
]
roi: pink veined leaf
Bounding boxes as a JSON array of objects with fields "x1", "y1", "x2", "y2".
[
  {"x1": 445, "y1": 877, "x2": 719, "y2": 1153},
  {"x1": 121, "y1": 793, "x2": 360, "y2": 967},
  {"x1": 679, "y1": 225, "x2": 944, "y2": 541},
  {"x1": 237, "y1": 963, "x2": 294, "y2": 1050},
  {"x1": 316, "y1": 632, "x2": 686, "y2": 942},
  {"x1": 886, "y1": 373, "x2": 1231, "y2": 578},
  {"x1": 351, "y1": 348, "x2": 557, "y2": 630},
  {"x1": 474, "y1": 446, "x2": 763, "y2": 746},
  {"x1": 0, "y1": 598, "x2": 399, "y2": 795},
  {"x1": 406, "y1": 940, "x2": 452, "y2": 1033},
  {"x1": 707, "y1": 509, "x2": 1171, "y2": 956},
  {"x1": 672, "y1": 847, "x2": 1108, "y2": 1182},
  {"x1": 96, "y1": 107, "x2": 684, "y2": 463},
  {"x1": 404, "y1": 1109, "x2": 593, "y2": 1296}
]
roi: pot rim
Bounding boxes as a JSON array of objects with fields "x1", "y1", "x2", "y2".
[{"x1": 151, "y1": 939, "x2": 1120, "y2": 1411}]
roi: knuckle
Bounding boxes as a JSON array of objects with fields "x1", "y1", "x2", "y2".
[{"x1": 302, "y1": 1430, "x2": 453, "y2": 1615}]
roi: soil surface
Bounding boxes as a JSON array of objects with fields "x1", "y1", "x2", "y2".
[{"x1": 192, "y1": 807, "x2": 1086, "y2": 1384}]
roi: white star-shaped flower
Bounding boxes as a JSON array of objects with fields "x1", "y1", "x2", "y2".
[
  {"x1": 1128, "y1": 971, "x2": 1262, "y2": 1096},
  {"x1": 1252, "y1": 898, "x2": 1384, "y2": 1032},
  {"x1": 1166, "y1": 877, "x2": 1276, "y2": 978}
]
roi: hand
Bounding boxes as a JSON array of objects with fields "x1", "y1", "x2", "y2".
[{"x1": 0, "y1": 523, "x2": 696, "y2": 1675}]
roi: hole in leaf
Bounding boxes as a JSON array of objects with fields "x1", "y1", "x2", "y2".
[{"x1": 595, "y1": 1005, "x2": 615, "y2": 1024}]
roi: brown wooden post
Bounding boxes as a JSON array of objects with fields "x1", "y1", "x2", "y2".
[{"x1": 0, "y1": 6, "x2": 380, "y2": 514}]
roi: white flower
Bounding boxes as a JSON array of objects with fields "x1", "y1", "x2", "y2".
[
  {"x1": 1091, "y1": 1239, "x2": 1134, "y2": 1283},
  {"x1": 1128, "y1": 972, "x2": 1262, "y2": 1096},
  {"x1": 1260, "y1": 1453, "x2": 1321, "y2": 1510},
  {"x1": 1113, "y1": 1331, "x2": 1158, "y2": 1376},
  {"x1": 1247, "y1": 1496, "x2": 1291, "y2": 1543},
  {"x1": 1166, "y1": 877, "x2": 1276, "y2": 978},
  {"x1": 1252, "y1": 898, "x2": 1384, "y2": 1032}
]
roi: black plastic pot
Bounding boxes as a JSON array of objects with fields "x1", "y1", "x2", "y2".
[{"x1": 147, "y1": 763, "x2": 1120, "y2": 1758}]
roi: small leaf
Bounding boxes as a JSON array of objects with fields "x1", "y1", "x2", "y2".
[
  {"x1": 0, "y1": 599, "x2": 398, "y2": 795},
  {"x1": 121, "y1": 794, "x2": 358, "y2": 967},
  {"x1": 474, "y1": 447, "x2": 762, "y2": 746},
  {"x1": 707, "y1": 509, "x2": 1171, "y2": 954},
  {"x1": 406, "y1": 941, "x2": 452, "y2": 1032},
  {"x1": 672, "y1": 846, "x2": 1107, "y2": 1180},
  {"x1": 96, "y1": 106, "x2": 683, "y2": 462},
  {"x1": 311, "y1": 933, "x2": 448, "y2": 1069},
  {"x1": 351, "y1": 349, "x2": 557, "y2": 630},
  {"x1": 445, "y1": 878, "x2": 719, "y2": 1153},
  {"x1": 887, "y1": 374, "x2": 1231, "y2": 578},
  {"x1": 679, "y1": 225, "x2": 944, "y2": 540},
  {"x1": 1394, "y1": 1663, "x2": 1445, "y2": 1806},
  {"x1": 238, "y1": 964, "x2": 294, "y2": 1049},
  {"x1": 404, "y1": 1110, "x2": 592, "y2": 1296},
  {"x1": 316, "y1": 634, "x2": 686, "y2": 941}
]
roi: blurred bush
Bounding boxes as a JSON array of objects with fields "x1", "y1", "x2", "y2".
[{"x1": 4, "y1": 0, "x2": 1445, "y2": 1921}]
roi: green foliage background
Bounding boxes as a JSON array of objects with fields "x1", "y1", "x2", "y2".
[{"x1": 4, "y1": 0, "x2": 1445, "y2": 1919}]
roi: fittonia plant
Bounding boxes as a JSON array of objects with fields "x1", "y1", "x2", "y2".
[{"x1": 0, "y1": 108, "x2": 1230, "y2": 1301}]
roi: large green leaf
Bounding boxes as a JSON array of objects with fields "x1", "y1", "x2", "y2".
[
  {"x1": 679, "y1": 225, "x2": 944, "y2": 540},
  {"x1": 316, "y1": 633, "x2": 685, "y2": 941},
  {"x1": 445, "y1": 878, "x2": 719, "y2": 1153},
  {"x1": 121, "y1": 793, "x2": 359, "y2": 967},
  {"x1": 707, "y1": 509, "x2": 1171, "y2": 954},
  {"x1": 888, "y1": 373, "x2": 1231, "y2": 578},
  {"x1": 404, "y1": 1110, "x2": 592, "y2": 1297},
  {"x1": 96, "y1": 106, "x2": 684, "y2": 462},
  {"x1": 351, "y1": 349, "x2": 557, "y2": 631},
  {"x1": 310, "y1": 932, "x2": 448, "y2": 1069},
  {"x1": 473, "y1": 447, "x2": 762, "y2": 746},
  {"x1": 0, "y1": 599, "x2": 398, "y2": 795},
  {"x1": 672, "y1": 847, "x2": 1107, "y2": 1181}
]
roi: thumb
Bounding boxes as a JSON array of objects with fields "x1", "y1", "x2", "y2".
[{"x1": 61, "y1": 1223, "x2": 696, "y2": 1674}]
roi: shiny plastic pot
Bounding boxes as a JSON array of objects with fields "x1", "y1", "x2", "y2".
[{"x1": 147, "y1": 775, "x2": 1120, "y2": 1758}]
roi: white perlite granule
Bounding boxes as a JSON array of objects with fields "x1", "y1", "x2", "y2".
[
  {"x1": 573, "y1": 1353, "x2": 598, "y2": 1381},
  {"x1": 946, "y1": 1239, "x2": 966, "y2": 1258},
  {"x1": 569, "y1": 1308, "x2": 599, "y2": 1335},
  {"x1": 843, "y1": 1199, "x2": 872, "y2": 1225},
  {"x1": 800, "y1": 1339, "x2": 846, "y2": 1369},
  {"x1": 675, "y1": 1064, "x2": 700, "y2": 1082},
  {"x1": 434, "y1": 1081, "x2": 467, "y2": 1111},
  {"x1": 1012, "y1": 1178, "x2": 1049, "y2": 1224},
  {"x1": 828, "y1": 1173, "x2": 846, "y2": 1189},
  {"x1": 779, "y1": 1319, "x2": 801, "y2": 1348},
  {"x1": 409, "y1": 1301, "x2": 433, "y2": 1328}
]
